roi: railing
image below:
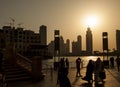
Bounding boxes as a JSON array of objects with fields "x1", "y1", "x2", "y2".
[
  {"x1": 15, "y1": 53, "x2": 43, "y2": 81},
  {"x1": 16, "y1": 53, "x2": 32, "y2": 72}
]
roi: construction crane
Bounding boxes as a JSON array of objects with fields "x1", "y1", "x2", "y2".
[
  {"x1": 9, "y1": 17, "x2": 15, "y2": 27},
  {"x1": 17, "y1": 23, "x2": 23, "y2": 28}
]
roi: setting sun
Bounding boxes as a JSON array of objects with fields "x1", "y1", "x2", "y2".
[{"x1": 84, "y1": 15, "x2": 99, "y2": 27}]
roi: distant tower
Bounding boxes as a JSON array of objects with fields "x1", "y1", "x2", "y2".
[
  {"x1": 60, "y1": 36, "x2": 64, "y2": 55},
  {"x1": 77, "y1": 35, "x2": 82, "y2": 53},
  {"x1": 86, "y1": 27, "x2": 93, "y2": 54},
  {"x1": 66, "y1": 39, "x2": 70, "y2": 54},
  {"x1": 72, "y1": 35, "x2": 82, "y2": 55},
  {"x1": 116, "y1": 30, "x2": 120, "y2": 51},
  {"x1": 39, "y1": 25, "x2": 47, "y2": 45}
]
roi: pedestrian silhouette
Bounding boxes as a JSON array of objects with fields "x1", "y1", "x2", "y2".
[
  {"x1": 65, "y1": 58, "x2": 69, "y2": 70},
  {"x1": 116, "y1": 56, "x2": 120, "y2": 72},
  {"x1": 94, "y1": 57, "x2": 105, "y2": 84},
  {"x1": 82, "y1": 60, "x2": 94, "y2": 83},
  {"x1": 110, "y1": 57, "x2": 114, "y2": 68},
  {"x1": 57, "y1": 58, "x2": 71, "y2": 87},
  {"x1": 76, "y1": 57, "x2": 82, "y2": 77}
]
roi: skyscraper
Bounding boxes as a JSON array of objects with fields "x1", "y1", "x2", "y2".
[
  {"x1": 39, "y1": 25, "x2": 47, "y2": 45},
  {"x1": 86, "y1": 27, "x2": 93, "y2": 54},
  {"x1": 77, "y1": 35, "x2": 82, "y2": 53},
  {"x1": 66, "y1": 39, "x2": 70, "y2": 55},
  {"x1": 72, "y1": 35, "x2": 82, "y2": 55}
]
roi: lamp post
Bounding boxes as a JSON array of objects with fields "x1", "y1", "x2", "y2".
[
  {"x1": 102, "y1": 32, "x2": 109, "y2": 68},
  {"x1": 54, "y1": 30, "x2": 60, "y2": 70}
]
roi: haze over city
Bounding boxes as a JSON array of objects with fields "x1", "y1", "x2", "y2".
[{"x1": 0, "y1": 0, "x2": 120, "y2": 51}]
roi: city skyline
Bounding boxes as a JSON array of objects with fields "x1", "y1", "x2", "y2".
[{"x1": 0, "y1": 0, "x2": 120, "y2": 51}]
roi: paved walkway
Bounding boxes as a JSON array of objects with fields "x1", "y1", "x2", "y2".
[{"x1": 7, "y1": 67, "x2": 120, "y2": 87}]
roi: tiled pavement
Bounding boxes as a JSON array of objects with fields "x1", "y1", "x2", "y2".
[{"x1": 7, "y1": 67, "x2": 120, "y2": 87}]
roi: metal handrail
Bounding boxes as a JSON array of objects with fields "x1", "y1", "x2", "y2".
[{"x1": 16, "y1": 53, "x2": 32, "y2": 71}]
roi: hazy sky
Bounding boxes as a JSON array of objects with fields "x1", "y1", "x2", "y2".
[{"x1": 0, "y1": 0, "x2": 120, "y2": 51}]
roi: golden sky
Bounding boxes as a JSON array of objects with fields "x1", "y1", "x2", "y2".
[{"x1": 0, "y1": 0, "x2": 120, "y2": 51}]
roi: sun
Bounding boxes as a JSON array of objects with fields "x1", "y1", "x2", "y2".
[{"x1": 84, "y1": 15, "x2": 99, "y2": 27}]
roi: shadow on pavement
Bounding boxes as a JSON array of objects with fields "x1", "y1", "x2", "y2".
[{"x1": 79, "y1": 82, "x2": 105, "y2": 87}]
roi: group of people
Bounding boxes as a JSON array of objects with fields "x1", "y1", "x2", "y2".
[
  {"x1": 115, "y1": 56, "x2": 120, "y2": 72},
  {"x1": 76, "y1": 57, "x2": 105, "y2": 84},
  {"x1": 57, "y1": 57, "x2": 106, "y2": 87},
  {"x1": 57, "y1": 58, "x2": 71, "y2": 87},
  {"x1": 109, "y1": 56, "x2": 120, "y2": 72}
]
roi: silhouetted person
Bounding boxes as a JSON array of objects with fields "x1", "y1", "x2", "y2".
[
  {"x1": 116, "y1": 56, "x2": 120, "y2": 72},
  {"x1": 0, "y1": 51, "x2": 3, "y2": 73},
  {"x1": 76, "y1": 57, "x2": 82, "y2": 77},
  {"x1": 57, "y1": 60, "x2": 71, "y2": 87},
  {"x1": 59, "y1": 58, "x2": 65, "y2": 69},
  {"x1": 65, "y1": 58, "x2": 69, "y2": 70},
  {"x1": 110, "y1": 57, "x2": 114, "y2": 68},
  {"x1": 61, "y1": 68, "x2": 71, "y2": 87},
  {"x1": 82, "y1": 60, "x2": 94, "y2": 83},
  {"x1": 57, "y1": 58, "x2": 65, "y2": 85},
  {"x1": 94, "y1": 57, "x2": 104, "y2": 84}
]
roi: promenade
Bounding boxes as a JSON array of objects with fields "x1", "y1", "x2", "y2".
[{"x1": 7, "y1": 66, "x2": 120, "y2": 87}]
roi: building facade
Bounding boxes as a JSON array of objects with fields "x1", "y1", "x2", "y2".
[
  {"x1": 0, "y1": 25, "x2": 48, "y2": 58},
  {"x1": 39, "y1": 25, "x2": 47, "y2": 45}
]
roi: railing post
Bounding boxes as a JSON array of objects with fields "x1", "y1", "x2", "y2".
[{"x1": 31, "y1": 56, "x2": 44, "y2": 81}]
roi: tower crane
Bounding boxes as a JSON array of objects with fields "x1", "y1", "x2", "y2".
[
  {"x1": 17, "y1": 23, "x2": 23, "y2": 28},
  {"x1": 9, "y1": 17, "x2": 15, "y2": 27}
]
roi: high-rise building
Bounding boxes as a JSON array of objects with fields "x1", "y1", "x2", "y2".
[
  {"x1": 72, "y1": 35, "x2": 82, "y2": 55},
  {"x1": 116, "y1": 30, "x2": 120, "y2": 51},
  {"x1": 66, "y1": 39, "x2": 70, "y2": 55},
  {"x1": 39, "y1": 25, "x2": 47, "y2": 45},
  {"x1": 77, "y1": 35, "x2": 82, "y2": 53},
  {"x1": 60, "y1": 36, "x2": 65, "y2": 55},
  {"x1": 86, "y1": 27, "x2": 93, "y2": 54}
]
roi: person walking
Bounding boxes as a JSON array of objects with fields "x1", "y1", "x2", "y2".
[
  {"x1": 82, "y1": 60, "x2": 94, "y2": 83},
  {"x1": 57, "y1": 58, "x2": 71, "y2": 87},
  {"x1": 65, "y1": 58, "x2": 69, "y2": 70},
  {"x1": 76, "y1": 57, "x2": 82, "y2": 77},
  {"x1": 94, "y1": 57, "x2": 105, "y2": 84},
  {"x1": 116, "y1": 56, "x2": 120, "y2": 72},
  {"x1": 110, "y1": 57, "x2": 114, "y2": 68}
]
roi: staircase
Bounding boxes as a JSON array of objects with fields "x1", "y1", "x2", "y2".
[{"x1": 2, "y1": 60, "x2": 32, "y2": 82}]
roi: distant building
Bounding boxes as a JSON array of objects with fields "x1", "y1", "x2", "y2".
[
  {"x1": 48, "y1": 36, "x2": 70, "y2": 56},
  {"x1": 0, "y1": 29, "x2": 6, "y2": 49},
  {"x1": 0, "y1": 25, "x2": 49, "y2": 58},
  {"x1": 72, "y1": 35, "x2": 82, "y2": 55},
  {"x1": 65, "y1": 39, "x2": 70, "y2": 55},
  {"x1": 48, "y1": 41, "x2": 54, "y2": 56},
  {"x1": 77, "y1": 35, "x2": 82, "y2": 53},
  {"x1": 39, "y1": 25, "x2": 47, "y2": 45},
  {"x1": 116, "y1": 30, "x2": 120, "y2": 52},
  {"x1": 86, "y1": 27, "x2": 93, "y2": 55},
  {"x1": 72, "y1": 41, "x2": 77, "y2": 55}
]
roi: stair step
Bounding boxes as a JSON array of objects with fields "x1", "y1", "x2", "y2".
[
  {"x1": 6, "y1": 76, "x2": 31, "y2": 82},
  {"x1": 2, "y1": 61, "x2": 32, "y2": 82},
  {"x1": 6, "y1": 73, "x2": 29, "y2": 78}
]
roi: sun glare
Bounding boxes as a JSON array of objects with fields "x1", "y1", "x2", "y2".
[{"x1": 84, "y1": 15, "x2": 99, "y2": 27}]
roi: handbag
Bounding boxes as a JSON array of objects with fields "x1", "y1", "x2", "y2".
[{"x1": 99, "y1": 71, "x2": 106, "y2": 79}]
